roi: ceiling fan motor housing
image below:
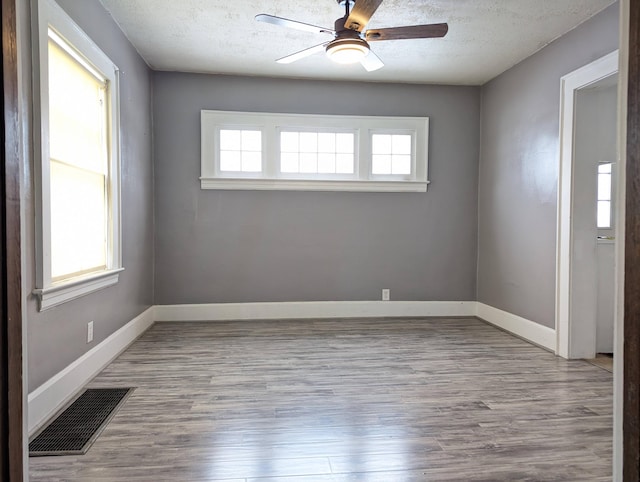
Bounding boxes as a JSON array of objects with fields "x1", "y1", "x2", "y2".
[
  {"x1": 326, "y1": 16, "x2": 371, "y2": 63},
  {"x1": 334, "y1": 16, "x2": 359, "y2": 35}
]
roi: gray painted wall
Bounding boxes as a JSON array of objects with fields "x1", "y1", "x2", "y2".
[
  {"x1": 477, "y1": 3, "x2": 619, "y2": 328},
  {"x1": 153, "y1": 74, "x2": 480, "y2": 304},
  {"x1": 25, "y1": 0, "x2": 154, "y2": 390}
]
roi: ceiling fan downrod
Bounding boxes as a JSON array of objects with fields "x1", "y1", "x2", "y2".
[{"x1": 338, "y1": 0, "x2": 355, "y2": 18}]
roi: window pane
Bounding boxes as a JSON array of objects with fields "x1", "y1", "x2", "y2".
[
  {"x1": 598, "y1": 173, "x2": 612, "y2": 201},
  {"x1": 281, "y1": 152, "x2": 298, "y2": 173},
  {"x1": 49, "y1": 38, "x2": 107, "y2": 174},
  {"x1": 372, "y1": 134, "x2": 392, "y2": 154},
  {"x1": 280, "y1": 132, "x2": 298, "y2": 152},
  {"x1": 299, "y1": 132, "x2": 318, "y2": 152},
  {"x1": 50, "y1": 160, "x2": 106, "y2": 279},
  {"x1": 597, "y1": 200, "x2": 611, "y2": 228},
  {"x1": 392, "y1": 134, "x2": 412, "y2": 155},
  {"x1": 241, "y1": 130, "x2": 261, "y2": 152},
  {"x1": 392, "y1": 154, "x2": 411, "y2": 175},
  {"x1": 336, "y1": 133, "x2": 354, "y2": 153},
  {"x1": 220, "y1": 129, "x2": 262, "y2": 172},
  {"x1": 220, "y1": 129, "x2": 241, "y2": 151},
  {"x1": 299, "y1": 153, "x2": 317, "y2": 173},
  {"x1": 318, "y1": 133, "x2": 336, "y2": 153},
  {"x1": 372, "y1": 133, "x2": 414, "y2": 176},
  {"x1": 279, "y1": 131, "x2": 354, "y2": 176},
  {"x1": 372, "y1": 154, "x2": 392, "y2": 174},
  {"x1": 241, "y1": 151, "x2": 261, "y2": 172},
  {"x1": 318, "y1": 153, "x2": 336, "y2": 173},
  {"x1": 220, "y1": 151, "x2": 241, "y2": 171},
  {"x1": 336, "y1": 154, "x2": 354, "y2": 174}
]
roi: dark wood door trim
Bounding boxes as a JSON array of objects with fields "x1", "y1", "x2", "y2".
[
  {"x1": 1, "y1": 0, "x2": 24, "y2": 480},
  {"x1": 625, "y1": 0, "x2": 640, "y2": 479}
]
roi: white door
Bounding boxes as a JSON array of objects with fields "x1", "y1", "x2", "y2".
[{"x1": 569, "y1": 75, "x2": 617, "y2": 358}]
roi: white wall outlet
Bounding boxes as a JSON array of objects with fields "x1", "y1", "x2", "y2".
[
  {"x1": 87, "y1": 321, "x2": 94, "y2": 343},
  {"x1": 382, "y1": 289, "x2": 390, "y2": 301}
]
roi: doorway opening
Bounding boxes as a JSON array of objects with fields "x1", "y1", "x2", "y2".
[{"x1": 556, "y1": 50, "x2": 619, "y2": 360}]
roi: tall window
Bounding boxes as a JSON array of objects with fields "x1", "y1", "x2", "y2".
[
  {"x1": 34, "y1": 0, "x2": 122, "y2": 310},
  {"x1": 48, "y1": 34, "x2": 109, "y2": 280}
]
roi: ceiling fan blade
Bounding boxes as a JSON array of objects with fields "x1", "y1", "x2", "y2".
[
  {"x1": 365, "y1": 23, "x2": 448, "y2": 41},
  {"x1": 255, "y1": 14, "x2": 334, "y2": 35},
  {"x1": 344, "y1": 0, "x2": 383, "y2": 32},
  {"x1": 276, "y1": 42, "x2": 330, "y2": 64},
  {"x1": 360, "y1": 50, "x2": 384, "y2": 72}
]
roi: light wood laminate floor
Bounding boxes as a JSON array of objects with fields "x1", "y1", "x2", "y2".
[{"x1": 30, "y1": 318, "x2": 613, "y2": 481}]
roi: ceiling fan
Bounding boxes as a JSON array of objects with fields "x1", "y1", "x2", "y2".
[{"x1": 255, "y1": 0, "x2": 448, "y2": 72}]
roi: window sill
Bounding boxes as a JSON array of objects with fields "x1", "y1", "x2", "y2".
[
  {"x1": 200, "y1": 177, "x2": 429, "y2": 192},
  {"x1": 33, "y1": 268, "x2": 124, "y2": 311}
]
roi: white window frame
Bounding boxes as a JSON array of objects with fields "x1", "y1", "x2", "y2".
[
  {"x1": 201, "y1": 110, "x2": 429, "y2": 192},
  {"x1": 215, "y1": 125, "x2": 265, "y2": 178},
  {"x1": 370, "y1": 129, "x2": 417, "y2": 179},
  {"x1": 276, "y1": 127, "x2": 359, "y2": 179},
  {"x1": 32, "y1": 0, "x2": 123, "y2": 311}
]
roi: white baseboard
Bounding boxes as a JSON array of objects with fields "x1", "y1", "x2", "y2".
[
  {"x1": 27, "y1": 307, "x2": 155, "y2": 435},
  {"x1": 475, "y1": 302, "x2": 556, "y2": 352},
  {"x1": 154, "y1": 300, "x2": 477, "y2": 322},
  {"x1": 156, "y1": 301, "x2": 555, "y2": 351}
]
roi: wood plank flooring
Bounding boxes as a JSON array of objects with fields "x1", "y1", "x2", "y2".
[
  {"x1": 29, "y1": 317, "x2": 613, "y2": 481},
  {"x1": 586, "y1": 355, "x2": 614, "y2": 373}
]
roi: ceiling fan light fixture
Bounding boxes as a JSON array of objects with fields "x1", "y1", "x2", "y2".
[{"x1": 326, "y1": 38, "x2": 369, "y2": 64}]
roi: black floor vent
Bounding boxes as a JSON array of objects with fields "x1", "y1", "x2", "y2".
[{"x1": 29, "y1": 387, "x2": 134, "y2": 456}]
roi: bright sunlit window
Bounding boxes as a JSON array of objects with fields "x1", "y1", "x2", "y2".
[
  {"x1": 371, "y1": 133, "x2": 413, "y2": 175},
  {"x1": 49, "y1": 34, "x2": 108, "y2": 280},
  {"x1": 201, "y1": 110, "x2": 429, "y2": 192},
  {"x1": 34, "y1": 0, "x2": 122, "y2": 310},
  {"x1": 280, "y1": 131, "x2": 354, "y2": 174},
  {"x1": 219, "y1": 129, "x2": 262, "y2": 172},
  {"x1": 597, "y1": 162, "x2": 613, "y2": 229}
]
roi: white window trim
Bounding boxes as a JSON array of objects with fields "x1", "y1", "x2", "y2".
[
  {"x1": 201, "y1": 110, "x2": 429, "y2": 192},
  {"x1": 276, "y1": 127, "x2": 358, "y2": 180},
  {"x1": 32, "y1": 0, "x2": 122, "y2": 311},
  {"x1": 370, "y1": 129, "x2": 417, "y2": 179},
  {"x1": 33, "y1": 268, "x2": 125, "y2": 311}
]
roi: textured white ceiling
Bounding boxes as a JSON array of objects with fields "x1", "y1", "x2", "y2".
[{"x1": 98, "y1": 0, "x2": 616, "y2": 85}]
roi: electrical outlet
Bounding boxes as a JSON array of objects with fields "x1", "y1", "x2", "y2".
[
  {"x1": 87, "y1": 321, "x2": 94, "y2": 343},
  {"x1": 382, "y1": 289, "x2": 390, "y2": 301}
]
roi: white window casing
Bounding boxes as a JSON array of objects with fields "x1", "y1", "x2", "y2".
[
  {"x1": 201, "y1": 110, "x2": 429, "y2": 192},
  {"x1": 32, "y1": 0, "x2": 123, "y2": 310}
]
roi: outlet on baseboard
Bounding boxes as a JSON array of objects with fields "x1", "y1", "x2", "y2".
[
  {"x1": 87, "y1": 321, "x2": 94, "y2": 343},
  {"x1": 382, "y1": 289, "x2": 390, "y2": 301}
]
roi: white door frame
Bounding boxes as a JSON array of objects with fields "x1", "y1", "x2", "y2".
[{"x1": 556, "y1": 50, "x2": 619, "y2": 359}]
